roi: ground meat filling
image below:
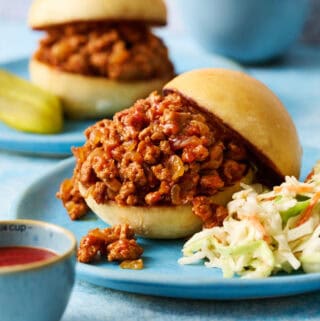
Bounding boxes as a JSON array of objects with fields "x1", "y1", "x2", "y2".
[
  {"x1": 34, "y1": 22, "x2": 174, "y2": 81},
  {"x1": 58, "y1": 92, "x2": 249, "y2": 228},
  {"x1": 78, "y1": 224, "x2": 143, "y2": 266}
]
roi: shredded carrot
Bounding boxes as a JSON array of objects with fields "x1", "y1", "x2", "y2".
[
  {"x1": 305, "y1": 170, "x2": 315, "y2": 182},
  {"x1": 247, "y1": 216, "x2": 271, "y2": 244},
  {"x1": 295, "y1": 191, "x2": 320, "y2": 227},
  {"x1": 274, "y1": 184, "x2": 314, "y2": 194}
]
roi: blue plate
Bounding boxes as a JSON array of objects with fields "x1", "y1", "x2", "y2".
[
  {"x1": 0, "y1": 118, "x2": 92, "y2": 157},
  {"x1": 0, "y1": 59, "x2": 101, "y2": 156},
  {"x1": 0, "y1": 47, "x2": 242, "y2": 156},
  {"x1": 12, "y1": 146, "x2": 320, "y2": 300}
]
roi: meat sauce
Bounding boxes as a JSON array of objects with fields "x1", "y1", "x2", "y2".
[
  {"x1": 57, "y1": 91, "x2": 250, "y2": 228},
  {"x1": 77, "y1": 224, "x2": 143, "y2": 268},
  {"x1": 0, "y1": 246, "x2": 57, "y2": 267},
  {"x1": 34, "y1": 21, "x2": 174, "y2": 81}
]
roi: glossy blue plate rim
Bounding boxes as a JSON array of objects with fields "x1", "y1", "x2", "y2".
[
  {"x1": 12, "y1": 146, "x2": 320, "y2": 300},
  {"x1": 0, "y1": 121, "x2": 90, "y2": 156}
]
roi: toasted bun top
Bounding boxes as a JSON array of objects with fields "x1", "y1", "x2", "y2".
[
  {"x1": 28, "y1": 0, "x2": 167, "y2": 29},
  {"x1": 164, "y1": 68, "x2": 302, "y2": 180}
]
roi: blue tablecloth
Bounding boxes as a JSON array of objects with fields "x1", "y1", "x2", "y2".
[{"x1": 1, "y1": 19, "x2": 320, "y2": 321}]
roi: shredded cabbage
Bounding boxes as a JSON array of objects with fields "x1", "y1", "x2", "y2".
[{"x1": 178, "y1": 161, "x2": 320, "y2": 278}]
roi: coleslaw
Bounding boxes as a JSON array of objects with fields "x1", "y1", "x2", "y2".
[{"x1": 178, "y1": 162, "x2": 320, "y2": 278}]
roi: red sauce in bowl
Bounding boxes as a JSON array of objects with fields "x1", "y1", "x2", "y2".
[{"x1": 0, "y1": 246, "x2": 57, "y2": 267}]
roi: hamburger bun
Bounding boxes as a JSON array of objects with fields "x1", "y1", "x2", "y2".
[
  {"x1": 164, "y1": 68, "x2": 302, "y2": 180},
  {"x1": 76, "y1": 69, "x2": 301, "y2": 239},
  {"x1": 28, "y1": 0, "x2": 167, "y2": 29},
  {"x1": 79, "y1": 168, "x2": 254, "y2": 239},
  {"x1": 29, "y1": 59, "x2": 171, "y2": 119}
]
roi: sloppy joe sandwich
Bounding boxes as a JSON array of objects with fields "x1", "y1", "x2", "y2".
[
  {"x1": 28, "y1": 0, "x2": 174, "y2": 118},
  {"x1": 57, "y1": 68, "x2": 302, "y2": 239}
]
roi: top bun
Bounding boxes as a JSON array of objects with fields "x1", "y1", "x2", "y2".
[
  {"x1": 28, "y1": 0, "x2": 167, "y2": 29},
  {"x1": 164, "y1": 68, "x2": 302, "y2": 180}
]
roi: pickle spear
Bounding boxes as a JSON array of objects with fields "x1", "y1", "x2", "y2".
[{"x1": 0, "y1": 69, "x2": 63, "y2": 134}]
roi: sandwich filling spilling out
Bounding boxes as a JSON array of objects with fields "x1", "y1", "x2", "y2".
[
  {"x1": 34, "y1": 21, "x2": 174, "y2": 81},
  {"x1": 57, "y1": 91, "x2": 253, "y2": 228}
]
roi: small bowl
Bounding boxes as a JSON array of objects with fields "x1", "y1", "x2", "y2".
[
  {"x1": 0, "y1": 219, "x2": 77, "y2": 321},
  {"x1": 176, "y1": 0, "x2": 310, "y2": 63}
]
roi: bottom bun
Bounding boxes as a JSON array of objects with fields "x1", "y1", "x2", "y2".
[
  {"x1": 79, "y1": 170, "x2": 254, "y2": 239},
  {"x1": 29, "y1": 59, "x2": 170, "y2": 119}
]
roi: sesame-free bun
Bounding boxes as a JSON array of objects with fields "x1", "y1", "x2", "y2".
[
  {"x1": 77, "y1": 69, "x2": 301, "y2": 239},
  {"x1": 164, "y1": 68, "x2": 302, "y2": 180},
  {"x1": 79, "y1": 169, "x2": 253, "y2": 239},
  {"x1": 28, "y1": 0, "x2": 167, "y2": 29},
  {"x1": 30, "y1": 59, "x2": 170, "y2": 119}
]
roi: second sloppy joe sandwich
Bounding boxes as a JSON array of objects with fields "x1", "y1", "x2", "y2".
[
  {"x1": 57, "y1": 68, "x2": 302, "y2": 239},
  {"x1": 28, "y1": 0, "x2": 174, "y2": 118}
]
